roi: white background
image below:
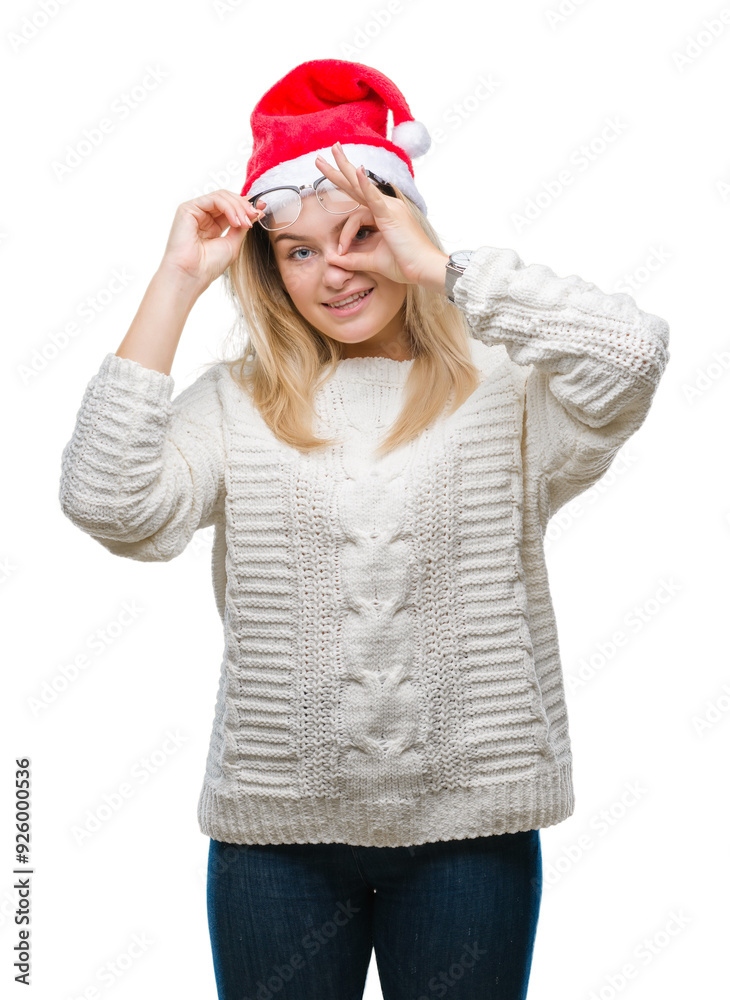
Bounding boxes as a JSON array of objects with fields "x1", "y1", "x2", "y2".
[{"x1": 2, "y1": 0, "x2": 728, "y2": 997}]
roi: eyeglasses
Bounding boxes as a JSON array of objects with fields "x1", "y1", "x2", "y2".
[{"x1": 248, "y1": 170, "x2": 395, "y2": 232}]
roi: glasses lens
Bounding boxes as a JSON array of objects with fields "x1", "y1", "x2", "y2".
[
  {"x1": 316, "y1": 178, "x2": 362, "y2": 215},
  {"x1": 255, "y1": 189, "x2": 301, "y2": 231}
]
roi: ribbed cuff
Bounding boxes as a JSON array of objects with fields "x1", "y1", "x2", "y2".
[
  {"x1": 452, "y1": 246, "x2": 521, "y2": 321},
  {"x1": 99, "y1": 351, "x2": 175, "y2": 407}
]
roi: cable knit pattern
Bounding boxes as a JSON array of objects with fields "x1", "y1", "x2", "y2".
[
  {"x1": 58, "y1": 246, "x2": 670, "y2": 847},
  {"x1": 321, "y1": 364, "x2": 424, "y2": 802}
]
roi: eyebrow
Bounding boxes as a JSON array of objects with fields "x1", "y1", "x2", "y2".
[{"x1": 272, "y1": 217, "x2": 350, "y2": 245}]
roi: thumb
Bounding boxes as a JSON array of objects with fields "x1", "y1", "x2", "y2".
[{"x1": 221, "y1": 221, "x2": 249, "y2": 259}]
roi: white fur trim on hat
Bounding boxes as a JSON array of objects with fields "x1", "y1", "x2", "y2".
[{"x1": 245, "y1": 143, "x2": 428, "y2": 216}]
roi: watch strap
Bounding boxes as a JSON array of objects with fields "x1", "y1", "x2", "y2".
[{"x1": 445, "y1": 251, "x2": 475, "y2": 303}]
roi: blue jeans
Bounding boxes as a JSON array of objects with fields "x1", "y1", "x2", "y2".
[{"x1": 207, "y1": 829, "x2": 542, "y2": 1000}]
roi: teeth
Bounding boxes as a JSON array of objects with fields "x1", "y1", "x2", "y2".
[{"x1": 325, "y1": 289, "x2": 370, "y2": 308}]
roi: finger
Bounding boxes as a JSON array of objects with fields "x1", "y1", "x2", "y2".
[
  {"x1": 186, "y1": 191, "x2": 250, "y2": 231},
  {"x1": 329, "y1": 246, "x2": 376, "y2": 272},
  {"x1": 337, "y1": 205, "x2": 375, "y2": 257},
  {"x1": 314, "y1": 159, "x2": 360, "y2": 203},
  {"x1": 315, "y1": 147, "x2": 365, "y2": 202},
  {"x1": 237, "y1": 194, "x2": 266, "y2": 224},
  {"x1": 353, "y1": 165, "x2": 393, "y2": 221},
  {"x1": 225, "y1": 219, "x2": 250, "y2": 251},
  {"x1": 221, "y1": 191, "x2": 263, "y2": 227},
  {"x1": 188, "y1": 206, "x2": 233, "y2": 241},
  {"x1": 331, "y1": 146, "x2": 391, "y2": 216},
  {"x1": 208, "y1": 197, "x2": 248, "y2": 231},
  {"x1": 195, "y1": 199, "x2": 259, "y2": 240},
  {"x1": 200, "y1": 205, "x2": 245, "y2": 238},
  {"x1": 201, "y1": 190, "x2": 263, "y2": 229},
  {"x1": 330, "y1": 142, "x2": 368, "y2": 198}
]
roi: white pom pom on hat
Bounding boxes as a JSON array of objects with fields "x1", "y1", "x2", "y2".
[
  {"x1": 390, "y1": 119, "x2": 432, "y2": 159},
  {"x1": 241, "y1": 58, "x2": 432, "y2": 217}
]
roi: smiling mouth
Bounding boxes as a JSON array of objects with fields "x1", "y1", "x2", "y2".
[{"x1": 322, "y1": 288, "x2": 374, "y2": 309}]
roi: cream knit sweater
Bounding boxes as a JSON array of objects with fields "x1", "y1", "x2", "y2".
[{"x1": 58, "y1": 246, "x2": 670, "y2": 848}]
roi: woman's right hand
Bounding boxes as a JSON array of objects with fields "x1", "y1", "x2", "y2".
[{"x1": 159, "y1": 189, "x2": 265, "y2": 290}]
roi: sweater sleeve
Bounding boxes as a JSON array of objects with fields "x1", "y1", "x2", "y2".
[
  {"x1": 452, "y1": 246, "x2": 670, "y2": 523},
  {"x1": 58, "y1": 351, "x2": 226, "y2": 561}
]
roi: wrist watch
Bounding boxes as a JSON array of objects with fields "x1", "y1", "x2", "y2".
[{"x1": 444, "y1": 250, "x2": 477, "y2": 302}]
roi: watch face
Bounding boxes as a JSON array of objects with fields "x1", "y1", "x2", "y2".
[{"x1": 451, "y1": 250, "x2": 475, "y2": 266}]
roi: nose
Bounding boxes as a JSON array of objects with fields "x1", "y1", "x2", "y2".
[{"x1": 321, "y1": 246, "x2": 358, "y2": 289}]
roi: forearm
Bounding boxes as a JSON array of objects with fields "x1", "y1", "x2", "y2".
[
  {"x1": 450, "y1": 246, "x2": 669, "y2": 392},
  {"x1": 115, "y1": 262, "x2": 206, "y2": 376},
  {"x1": 59, "y1": 352, "x2": 225, "y2": 559},
  {"x1": 443, "y1": 245, "x2": 670, "y2": 518}
]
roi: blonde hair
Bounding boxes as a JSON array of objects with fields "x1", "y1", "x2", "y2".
[{"x1": 217, "y1": 183, "x2": 480, "y2": 459}]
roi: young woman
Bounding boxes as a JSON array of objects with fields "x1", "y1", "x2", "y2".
[{"x1": 59, "y1": 59, "x2": 670, "y2": 1000}]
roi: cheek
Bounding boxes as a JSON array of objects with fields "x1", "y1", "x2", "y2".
[
  {"x1": 380, "y1": 280, "x2": 407, "y2": 308},
  {"x1": 280, "y1": 265, "x2": 315, "y2": 302}
]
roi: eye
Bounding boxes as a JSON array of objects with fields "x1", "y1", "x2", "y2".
[
  {"x1": 287, "y1": 246, "x2": 313, "y2": 261},
  {"x1": 351, "y1": 225, "x2": 376, "y2": 243},
  {"x1": 285, "y1": 226, "x2": 375, "y2": 261}
]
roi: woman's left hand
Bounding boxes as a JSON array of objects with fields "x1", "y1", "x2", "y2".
[{"x1": 314, "y1": 142, "x2": 448, "y2": 291}]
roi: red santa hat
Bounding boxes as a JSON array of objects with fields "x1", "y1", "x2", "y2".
[{"x1": 241, "y1": 58, "x2": 431, "y2": 216}]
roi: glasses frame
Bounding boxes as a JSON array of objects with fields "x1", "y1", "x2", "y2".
[{"x1": 249, "y1": 169, "x2": 396, "y2": 231}]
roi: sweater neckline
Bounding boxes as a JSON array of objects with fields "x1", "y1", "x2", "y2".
[
  {"x1": 337, "y1": 355, "x2": 414, "y2": 365},
  {"x1": 331, "y1": 354, "x2": 415, "y2": 382}
]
